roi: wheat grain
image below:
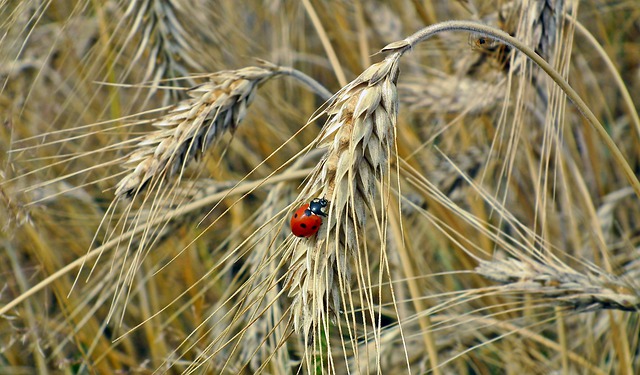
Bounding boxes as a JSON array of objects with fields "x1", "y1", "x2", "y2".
[{"x1": 527, "y1": 0, "x2": 563, "y2": 60}]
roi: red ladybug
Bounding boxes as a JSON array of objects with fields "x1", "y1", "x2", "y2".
[{"x1": 290, "y1": 198, "x2": 328, "y2": 237}]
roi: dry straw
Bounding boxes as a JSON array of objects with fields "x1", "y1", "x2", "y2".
[{"x1": 5, "y1": 6, "x2": 640, "y2": 372}]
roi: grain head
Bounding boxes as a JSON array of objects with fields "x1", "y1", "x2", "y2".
[
  {"x1": 285, "y1": 52, "x2": 401, "y2": 348},
  {"x1": 115, "y1": 66, "x2": 279, "y2": 199}
]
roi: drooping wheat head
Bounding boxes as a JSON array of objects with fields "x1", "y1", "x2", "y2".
[
  {"x1": 477, "y1": 257, "x2": 640, "y2": 312},
  {"x1": 284, "y1": 51, "x2": 401, "y2": 372},
  {"x1": 115, "y1": 66, "x2": 279, "y2": 200}
]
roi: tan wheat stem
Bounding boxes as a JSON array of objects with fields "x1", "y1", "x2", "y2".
[{"x1": 301, "y1": 0, "x2": 348, "y2": 86}]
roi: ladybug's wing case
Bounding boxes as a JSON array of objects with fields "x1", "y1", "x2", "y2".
[
  {"x1": 291, "y1": 216, "x2": 322, "y2": 237},
  {"x1": 290, "y1": 203, "x2": 323, "y2": 237}
]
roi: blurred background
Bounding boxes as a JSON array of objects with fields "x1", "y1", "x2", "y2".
[{"x1": 1, "y1": 1, "x2": 639, "y2": 373}]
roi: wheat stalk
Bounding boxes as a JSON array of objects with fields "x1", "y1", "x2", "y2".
[{"x1": 383, "y1": 21, "x2": 640, "y2": 198}]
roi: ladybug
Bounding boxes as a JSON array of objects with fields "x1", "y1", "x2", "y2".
[{"x1": 290, "y1": 198, "x2": 328, "y2": 238}]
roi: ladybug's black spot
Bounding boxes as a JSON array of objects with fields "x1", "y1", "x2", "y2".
[
  {"x1": 300, "y1": 223, "x2": 307, "y2": 228},
  {"x1": 311, "y1": 225, "x2": 317, "y2": 229},
  {"x1": 294, "y1": 213, "x2": 298, "y2": 218}
]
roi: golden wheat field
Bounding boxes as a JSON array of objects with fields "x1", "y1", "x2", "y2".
[{"x1": 1, "y1": 0, "x2": 640, "y2": 374}]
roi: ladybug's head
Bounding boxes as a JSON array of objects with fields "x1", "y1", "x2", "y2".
[{"x1": 308, "y1": 198, "x2": 328, "y2": 217}]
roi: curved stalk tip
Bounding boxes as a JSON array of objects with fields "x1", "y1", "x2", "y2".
[{"x1": 382, "y1": 20, "x2": 640, "y2": 199}]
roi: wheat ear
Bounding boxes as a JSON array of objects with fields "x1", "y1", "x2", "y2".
[
  {"x1": 477, "y1": 258, "x2": 640, "y2": 312},
  {"x1": 123, "y1": 0, "x2": 205, "y2": 97},
  {"x1": 114, "y1": 66, "x2": 278, "y2": 199},
  {"x1": 286, "y1": 52, "x2": 400, "y2": 344},
  {"x1": 526, "y1": 0, "x2": 563, "y2": 60}
]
